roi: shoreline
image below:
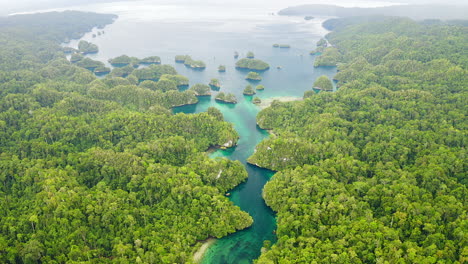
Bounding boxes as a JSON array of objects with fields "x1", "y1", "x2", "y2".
[{"x1": 193, "y1": 238, "x2": 216, "y2": 263}]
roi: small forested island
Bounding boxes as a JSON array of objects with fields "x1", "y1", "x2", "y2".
[
  {"x1": 243, "y1": 85, "x2": 256, "y2": 95},
  {"x1": 245, "y1": 71, "x2": 262, "y2": 81},
  {"x1": 183, "y1": 56, "x2": 206, "y2": 70},
  {"x1": 273, "y1": 44, "x2": 291, "y2": 48},
  {"x1": 215, "y1": 92, "x2": 238, "y2": 104},
  {"x1": 108, "y1": 55, "x2": 140, "y2": 66},
  {"x1": 140, "y1": 56, "x2": 161, "y2": 64},
  {"x1": 209, "y1": 78, "x2": 221, "y2": 89},
  {"x1": 252, "y1": 96, "x2": 262, "y2": 104},
  {"x1": 77, "y1": 40, "x2": 99, "y2": 54},
  {"x1": 236, "y1": 58, "x2": 270, "y2": 71},
  {"x1": 312, "y1": 75, "x2": 333, "y2": 91},
  {"x1": 246, "y1": 51, "x2": 255, "y2": 58},
  {"x1": 256, "y1": 84, "x2": 265, "y2": 90},
  {"x1": 218, "y1": 65, "x2": 226, "y2": 72},
  {"x1": 190, "y1": 83, "x2": 212, "y2": 96}
]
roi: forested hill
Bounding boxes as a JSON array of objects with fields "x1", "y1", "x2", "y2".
[
  {"x1": 0, "y1": 11, "x2": 253, "y2": 263},
  {"x1": 278, "y1": 4, "x2": 468, "y2": 21},
  {"x1": 253, "y1": 17, "x2": 467, "y2": 263}
]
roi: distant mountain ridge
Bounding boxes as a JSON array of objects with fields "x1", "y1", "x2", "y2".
[{"x1": 278, "y1": 4, "x2": 468, "y2": 20}]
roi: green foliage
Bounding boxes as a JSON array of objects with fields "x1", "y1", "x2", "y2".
[
  {"x1": 183, "y1": 56, "x2": 206, "y2": 69},
  {"x1": 78, "y1": 40, "x2": 99, "y2": 54},
  {"x1": 245, "y1": 72, "x2": 262, "y2": 81},
  {"x1": 190, "y1": 84, "x2": 211, "y2": 96},
  {"x1": 236, "y1": 58, "x2": 270, "y2": 71},
  {"x1": 314, "y1": 46, "x2": 341, "y2": 66},
  {"x1": 209, "y1": 78, "x2": 221, "y2": 88},
  {"x1": 255, "y1": 17, "x2": 467, "y2": 263},
  {"x1": 175, "y1": 55, "x2": 188, "y2": 63},
  {"x1": 218, "y1": 65, "x2": 226, "y2": 72},
  {"x1": 215, "y1": 92, "x2": 237, "y2": 104},
  {"x1": 313, "y1": 75, "x2": 333, "y2": 91},
  {"x1": 243, "y1": 85, "x2": 256, "y2": 95},
  {"x1": 246, "y1": 51, "x2": 255, "y2": 58},
  {"x1": 256, "y1": 84, "x2": 265, "y2": 90},
  {"x1": 159, "y1": 74, "x2": 189, "y2": 87},
  {"x1": 75, "y1": 57, "x2": 105, "y2": 70},
  {"x1": 0, "y1": 11, "x2": 253, "y2": 264},
  {"x1": 253, "y1": 97, "x2": 262, "y2": 104}
]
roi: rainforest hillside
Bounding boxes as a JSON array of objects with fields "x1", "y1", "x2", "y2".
[
  {"x1": 0, "y1": 11, "x2": 252, "y2": 263},
  {"x1": 253, "y1": 16, "x2": 467, "y2": 263}
]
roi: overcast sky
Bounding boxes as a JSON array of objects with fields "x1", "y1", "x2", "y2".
[{"x1": 1, "y1": 0, "x2": 467, "y2": 15}]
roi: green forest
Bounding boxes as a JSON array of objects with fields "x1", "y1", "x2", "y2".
[
  {"x1": 0, "y1": 11, "x2": 253, "y2": 263},
  {"x1": 253, "y1": 17, "x2": 467, "y2": 263}
]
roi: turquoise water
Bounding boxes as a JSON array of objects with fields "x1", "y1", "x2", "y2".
[{"x1": 63, "y1": 2, "x2": 337, "y2": 262}]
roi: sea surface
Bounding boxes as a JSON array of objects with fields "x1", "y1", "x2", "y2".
[{"x1": 56, "y1": 0, "x2": 393, "y2": 262}]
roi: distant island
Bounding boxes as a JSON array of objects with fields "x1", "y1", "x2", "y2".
[
  {"x1": 278, "y1": 4, "x2": 468, "y2": 20},
  {"x1": 256, "y1": 85, "x2": 265, "y2": 90},
  {"x1": 246, "y1": 72, "x2": 262, "y2": 81},
  {"x1": 243, "y1": 85, "x2": 256, "y2": 95},
  {"x1": 183, "y1": 56, "x2": 206, "y2": 70},
  {"x1": 209, "y1": 78, "x2": 221, "y2": 89},
  {"x1": 246, "y1": 51, "x2": 255, "y2": 59},
  {"x1": 218, "y1": 65, "x2": 226, "y2": 72},
  {"x1": 236, "y1": 58, "x2": 270, "y2": 71}
]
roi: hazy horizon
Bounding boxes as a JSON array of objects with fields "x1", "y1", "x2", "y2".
[{"x1": 2, "y1": 0, "x2": 468, "y2": 16}]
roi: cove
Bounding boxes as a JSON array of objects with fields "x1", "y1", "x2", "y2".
[{"x1": 62, "y1": 2, "x2": 337, "y2": 261}]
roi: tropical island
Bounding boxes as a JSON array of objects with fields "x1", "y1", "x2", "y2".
[
  {"x1": 245, "y1": 72, "x2": 262, "y2": 81},
  {"x1": 108, "y1": 55, "x2": 140, "y2": 66},
  {"x1": 246, "y1": 51, "x2": 255, "y2": 59},
  {"x1": 215, "y1": 92, "x2": 238, "y2": 104},
  {"x1": 189, "y1": 83, "x2": 211, "y2": 96},
  {"x1": 256, "y1": 84, "x2": 265, "y2": 90},
  {"x1": 183, "y1": 56, "x2": 206, "y2": 70},
  {"x1": 252, "y1": 96, "x2": 262, "y2": 104},
  {"x1": 175, "y1": 55, "x2": 188, "y2": 63},
  {"x1": 236, "y1": 58, "x2": 270, "y2": 71},
  {"x1": 218, "y1": 65, "x2": 226, "y2": 72},
  {"x1": 78, "y1": 40, "x2": 99, "y2": 54},
  {"x1": 209, "y1": 78, "x2": 221, "y2": 89},
  {"x1": 312, "y1": 75, "x2": 333, "y2": 91},
  {"x1": 243, "y1": 85, "x2": 256, "y2": 95}
]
